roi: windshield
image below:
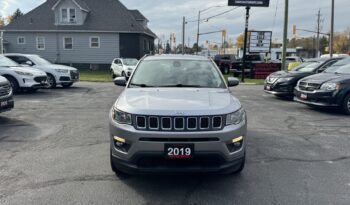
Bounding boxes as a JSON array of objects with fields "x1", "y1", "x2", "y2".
[
  {"x1": 29, "y1": 55, "x2": 52, "y2": 65},
  {"x1": 297, "y1": 62, "x2": 323, "y2": 72},
  {"x1": 327, "y1": 64, "x2": 350, "y2": 74},
  {"x1": 325, "y1": 58, "x2": 350, "y2": 73},
  {"x1": 0, "y1": 56, "x2": 20, "y2": 67},
  {"x1": 123, "y1": 59, "x2": 138, "y2": 66},
  {"x1": 129, "y1": 59, "x2": 226, "y2": 88},
  {"x1": 292, "y1": 62, "x2": 314, "y2": 71}
]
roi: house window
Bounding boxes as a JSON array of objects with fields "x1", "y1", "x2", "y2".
[
  {"x1": 17, "y1": 36, "x2": 26, "y2": 44},
  {"x1": 61, "y1": 8, "x2": 68, "y2": 22},
  {"x1": 64, "y1": 37, "x2": 73, "y2": 50},
  {"x1": 69, "y1": 8, "x2": 76, "y2": 23},
  {"x1": 90, "y1": 37, "x2": 100, "y2": 48},
  {"x1": 61, "y1": 8, "x2": 76, "y2": 23},
  {"x1": 36, "y1": 37, "x2": 45, "y2": 50}
]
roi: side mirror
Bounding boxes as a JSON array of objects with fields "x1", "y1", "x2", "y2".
[
  {"x1": 24, "y1": 61, "x2": 33, "y2": 66},
  {"x1": 114, "y1": 77, "x2": 127, "y2": 86},
  {"x1": 227, "y1": 77, "x2": 240, "y2": 87}
]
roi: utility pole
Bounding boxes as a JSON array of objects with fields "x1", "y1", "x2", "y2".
[
  {"x1": 182, "y1": 16, "x2": 185, "y2": 54},
  {"x1": 329, "y1": 0, "x2": 335, "y2": 57},
  {"x1": 241, "y1": 6, "x2": 250, "y2": 83},
  {"x1": 281, "y1": 0, "x2": 289, "y2": 71},
  {"x1": 316, "y1": 9, "x2": 321, "y2": 58},
  {"x1": 196, "y1": 11, "x2": 201, "y2": 55}
]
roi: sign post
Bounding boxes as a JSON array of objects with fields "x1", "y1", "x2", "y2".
[{"x1": 228, "y1": 0, "x2": 270, "y2": 82}]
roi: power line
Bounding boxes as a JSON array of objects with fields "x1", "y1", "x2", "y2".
[{"x1": 186, "y1": 7, "x2": 239, "y2": 23}]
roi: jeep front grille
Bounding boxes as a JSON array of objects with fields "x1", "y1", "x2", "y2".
[{"x1": 134, "y1": 115, "x2": 224, "y2": 132}]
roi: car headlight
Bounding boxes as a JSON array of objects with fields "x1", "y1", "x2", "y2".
[
  {"x1": 320, "y1": 83, "x2": 340, "y2": 91},
  {"x1": 277, "y1": 77, "x2": 293, "y2": 83},
  {"x1": 112, "y1": 108, "x2": 132, "y2": 124},
  {"x1": 15, "y1": 71, "x2": 33, "y2": 76},
  {"x1": 226, "y1": 108, "x2": 246, "y2": 126},
  {"x1": 54, "y1": 69, "x2": 69, "y2": 73}
]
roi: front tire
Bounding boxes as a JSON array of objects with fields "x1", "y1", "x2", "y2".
[
  {"x1": 46, "y1": 74, "x2": 56, "y2": 89},
  {"x1": 5, "y1": 76, "x2": 20, "y2": 93},
  {"x1": 342, "y1": 93, "x2": 350, "y2": 115}
]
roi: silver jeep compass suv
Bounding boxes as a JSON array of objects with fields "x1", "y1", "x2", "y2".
[{"x1": 110, "y1": 55, "x2": 247, "y2": 174}]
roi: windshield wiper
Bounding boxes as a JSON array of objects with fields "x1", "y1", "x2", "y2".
[
  {"x1": 158, "y1": 84, "x2": 202, "y2": 88},
  {"x1": 129, "y1": 83, "x2": 154, "y2": 87}
]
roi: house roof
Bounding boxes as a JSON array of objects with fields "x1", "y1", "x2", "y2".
[
  {"x1": 129, "y1": 10, "x2": 147, "y2": 21},
  {"x1": 4, "y1": 0, "x2": 156, "y2": 38}
]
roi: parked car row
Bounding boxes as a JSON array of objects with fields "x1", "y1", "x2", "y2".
[
  {"x1": 264, "y1": 57, "x2": 350, "y2": 115},
  {"x1": 0, "y1": 54, "x2": 80, "y2": 114}
]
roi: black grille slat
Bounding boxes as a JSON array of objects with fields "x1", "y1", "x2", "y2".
[
  {"x1": 34, "y1": 76, "x2": 47, "y2": 83},
  {"x1": 187, "y1": 117, "x2": 197, "y2": 130},
  {"x1": 161, "y1": 117, "x2": 171, "y2": 130},
  {"x1": 200, "y1": 117, "x2": 210, "y2": 129},
  {"x1": 149, "y1": 117, "x2": 159, "y2": 129},
  {"x1": 299, "y1": 82, "x2": 321, "y2": 92},
  {"x1": 174, "y1": 118, "x2": 185, "y2": 130},
  {"x1": 212, "y1": 117, "x2": 222, "y2": 129},
  {"x1": 136, "y1": 116, "x2": 146, "y2": 129}
]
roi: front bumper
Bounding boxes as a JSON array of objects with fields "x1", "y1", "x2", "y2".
[
  {"x1": 294, "y1": 88, "x2": 341, "y2": 107},
  {"x1": 56, "y1": 71, "x2": 80, "y2": 84},
  {"x1": 264, "y1": 82, "x2": 295, "y2": 96},
  {"x1": 0, "y1": 96, "x2": 14, "y2": 113},
  {"x1": 109, "y1": 118, "x2": 247, "y2": 174},
  {"x1": 18, "y1": 75, "x2": 48, "y2": 88}
]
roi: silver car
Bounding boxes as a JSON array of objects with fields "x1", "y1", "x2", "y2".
[{"x1": 110, "y1": 55, "x2": 247, "y2": 175}]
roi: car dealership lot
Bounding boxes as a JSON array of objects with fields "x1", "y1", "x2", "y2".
[{"x1": 1, "y1": 82, "x2": 350, "y2": 205}]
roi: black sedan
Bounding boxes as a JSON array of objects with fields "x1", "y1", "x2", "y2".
[
  {"x1": 264, "y1": 58, "x2": 343, "y2": 97},
  {"x1": 294, "y1": 57, "x2": 350, "y2": 115}
]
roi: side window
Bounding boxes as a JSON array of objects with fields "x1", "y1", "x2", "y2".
[
  {"x1": 8, "y1": 56, "x2": 32, "y2": 65},
  {"x1": 114, "y1": 59, "x2": 118, "y2": 64},
  {"x1": 322, "y1": 60, "x2": 337, "y2": 69}
]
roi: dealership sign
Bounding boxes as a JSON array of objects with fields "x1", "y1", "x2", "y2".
[
  {"x1": 249, "y1": 31, "x2": 272, "y2": 53},
  {"x1": 228, "y1": 0, "x2": 270, "y2": 7}
]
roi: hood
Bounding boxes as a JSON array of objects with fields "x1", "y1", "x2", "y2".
[
  {"x1": 300, "y1": 73, "x2": 347, "y2": 84},
  {"x1": 36, "y1": 64, "x2": 77, "y2": 71},
  {"x1": 9, "y1": 66, "x2": 47, "y2": 76},
  {"x1": 115, "y1": 88, "x2": 242, "y2": 116},
  {"x1": 269, "y1": 70, "x2": 312, "y2": 78}
]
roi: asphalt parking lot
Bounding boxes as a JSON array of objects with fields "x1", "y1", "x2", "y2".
[{"x1": 1, "y1": 82, "x2": 350, "y2": 205}]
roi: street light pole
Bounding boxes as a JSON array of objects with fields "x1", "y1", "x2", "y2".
[
  {"x1": 182, "y1": 16, "x2": 186, "y2": 54},
  {"x1": 281, "y1": 0, "x2": 289, "y2": 71},
  {"x1": 196, "y1": 11, "x2": 201, "y2": 55},
  {"x1": 330, "y1": 0, "x2": 334, "y2": 57}
]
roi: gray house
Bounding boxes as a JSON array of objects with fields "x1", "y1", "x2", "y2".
[{"x1": 2, "y1": 0, "x2": 156, "y2": 68}]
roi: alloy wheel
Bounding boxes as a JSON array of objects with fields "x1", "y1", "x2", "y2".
[{"x1": 46, "y1": 75, "x2": 55, "y2": 88}]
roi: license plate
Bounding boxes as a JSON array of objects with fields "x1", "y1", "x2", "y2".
[
  {"x1": 266, "y1": 85, "x2": 271, "y2": 90},
  {"x1": 0, "y1": 101, "x2": 8, "y2": 107},
  {"x1": 300, "y1": 93, "x2": 307, "y2": 100},
  {"x1": 165, "y1": 144, "x2": 194, "y2": 159}
]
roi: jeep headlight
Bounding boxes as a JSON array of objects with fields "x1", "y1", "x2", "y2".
[
  {"x1": 277, "y1": 77, "x2": 293, "y2": 83},
  {"x1": 15, "y1": 71, "x2": 34, "y2": 76},
  {"x1": 112, "y1": 107, "x2": 132, "y2": 124},
  {"x1": 54, "y1": 69, "x2": 69, "y2": 73},
  {"x1": 226, "y1": 108, "x2": 246, "y2": 125},
  {"x1": 320, "y1": 83, "x2": 340, "y2": 91}
]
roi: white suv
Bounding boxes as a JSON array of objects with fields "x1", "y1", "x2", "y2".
[
  {"x1": 110, "y1": 58, "x2": 138, "y2": 78},
  {"x1": 0, "y1": 55, "x2": 48, "y2": 93},
  {"x1": 5, "y1": 54, "x2": 79, "y2": 88}
]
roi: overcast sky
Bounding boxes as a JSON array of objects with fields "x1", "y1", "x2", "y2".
[{"x1": 1, "y1": 0, "x2": 350, "y2": 46}]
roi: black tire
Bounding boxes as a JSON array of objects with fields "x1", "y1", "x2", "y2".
[
  {"x1": 5, "y1": 76, "x2": 20, "y2": 93},
  {"x1": 342, "y1": 93, "x2": 350, "y2": 115},
  {"x1": 46, "y1": 73, "x2": 56, "y2": 89},
  {"x1": 110, "y1": 149, "x2": 131, "y2": 177},
  {"x1": 121, "y1": 71, "x2": 126, "y2": 77},
  {"x1": 61, "y1": 83, "x2": 73, "y2": 88}
]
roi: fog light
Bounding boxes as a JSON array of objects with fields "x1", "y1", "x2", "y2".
[
  {"x1": 113, "y1": 136, "x2": 131, "y2": 152},
  {"x1": 227, "y1": 136, "x2": 244, "y2": 153}
]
